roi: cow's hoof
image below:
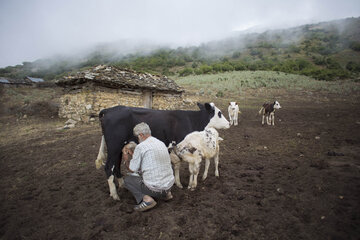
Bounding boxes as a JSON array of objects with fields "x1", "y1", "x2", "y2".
[
  {"x1": 176, "y1": 183, "x2": 183, "y2": 189},
  {"x1": 110, "y1": 193, "x2": 120, "y2": 200},
  {"x1": 95, "y1": 159, "x2": 103, "y2": 169}
]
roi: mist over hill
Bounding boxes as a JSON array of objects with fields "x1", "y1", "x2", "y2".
[{"x1": 1, "y1": 17, "x2": 360, "y2": 81}]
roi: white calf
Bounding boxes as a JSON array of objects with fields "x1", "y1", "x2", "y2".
[
  {"x1": 228, "y1": 102, "x2": 240, "y2": 126},
  {"x1": 170, "y1": 127, "x2": 223, "y2": 191}
]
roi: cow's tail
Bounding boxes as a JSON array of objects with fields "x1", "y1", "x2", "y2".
[
  {"x1": 95, "y1": 135, "x2": 106, "y2": 169},
  {"x1": 95, "y1": 109, "x2": 107, "y2": 169},
  {"x1": 258, "y1": 107, "x2": 264, "y2": 115},
  {"x1": 98, "y1": 109, "x2": 107, "y2": 135}
]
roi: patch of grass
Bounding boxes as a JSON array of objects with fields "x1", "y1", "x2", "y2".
[
  {"x1": 0, "y1": 87, "x2": 60, "y2": 116},
  {"x1": 175, "y1": 71, "x2": 360, "y2": 95}
]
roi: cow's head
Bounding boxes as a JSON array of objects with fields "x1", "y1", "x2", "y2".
[
  {"x1": 229, "y1": 102, "x2": 238, "y2": 111},
  {"x1": 199, "y1": 102, "x2": 230, "y2": 129},
  {"x1": 273, "y1": 101, "x2": 281, "y2": 109}
]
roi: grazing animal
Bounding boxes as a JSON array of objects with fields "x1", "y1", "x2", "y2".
[
  {"x1": 95, "y1": 102, "x2": 230, "y2": 200},
  {"x1": 169, "y1": 127, "x2": 223, "y2": 190},
  {"x1": 228, "y1": 102, "x2": 240, "y2": 126},
  {"x1": 258, "y1": 101, "x2": 281, "y2": 126}
]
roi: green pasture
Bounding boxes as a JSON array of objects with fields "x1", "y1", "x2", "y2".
[{"x1": 175, "y1": 71, "x2": 360, "y2": 96}]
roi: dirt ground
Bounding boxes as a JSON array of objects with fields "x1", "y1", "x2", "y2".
[{"x1": 0, "y1": 89, "x2": 359, "y2": 240}]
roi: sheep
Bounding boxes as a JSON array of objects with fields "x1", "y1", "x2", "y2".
[{"x1": 170, "y1": 127, "x2": 223, "y2": 190}]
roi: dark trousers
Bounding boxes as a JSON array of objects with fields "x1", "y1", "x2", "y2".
[{"x1": 124, "y1": 175, "x2": 168, "y2": 204}]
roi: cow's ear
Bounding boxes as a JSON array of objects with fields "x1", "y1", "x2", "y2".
[
  {"x1": 204, "y1": 103, "x2": 214, "y2": 111},
  {"x1": 229, "y1": 102, "x2": 231, "y2": 105},
  {"x1": 197, "y1": 102, "x2": 204, "y2": 110},
  {"x1": 235, "y1": 102, "x2": 237, "y2": 105}
]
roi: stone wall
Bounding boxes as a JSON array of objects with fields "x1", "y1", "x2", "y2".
[
  {"x1": 152, "y1": 92, "x2": 184, "y2": 110},
  {"x1": 58, "y1": 86, "x2": 184, "y2": 122}
]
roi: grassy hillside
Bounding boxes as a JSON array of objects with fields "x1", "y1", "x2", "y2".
[
  {"x1": 1, "y1": 17, "x2": 360, "y2": 81},
  {"x1": 175, "y1": 71, "x2": 360, "y2": 97}
]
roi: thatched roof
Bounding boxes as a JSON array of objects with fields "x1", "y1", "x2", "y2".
[{"x1": 56, "y1": 65, "x2": 183, "y2": 93}]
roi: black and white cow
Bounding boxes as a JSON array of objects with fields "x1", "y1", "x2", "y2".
[
  {"x1": 95, "y1": 102, "x2": 230, "y2": 200},
  {"x1": 258, "y1": 101, "x2": 282, "y2": 126}
]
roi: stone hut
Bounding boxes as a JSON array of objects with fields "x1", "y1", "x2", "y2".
[{"x1": 56, "y1": 65, "x2": 184, "y2": 122}]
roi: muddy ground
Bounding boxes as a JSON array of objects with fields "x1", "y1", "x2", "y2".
[{"x1": 0, "y1": 89, "x2": 359, "y2": 240}]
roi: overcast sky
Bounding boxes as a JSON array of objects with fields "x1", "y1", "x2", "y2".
[{"x1": 0, "y1": 0, "x2": 359, "y2": 68}]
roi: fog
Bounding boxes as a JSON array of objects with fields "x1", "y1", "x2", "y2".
[{"x1": 0, "y1": 0, "x2": 359, "y2": 68}]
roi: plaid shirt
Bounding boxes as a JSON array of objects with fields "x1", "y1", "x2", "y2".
[{"x1": 129, "y1": 136, "x2": 174, "y2": 192}]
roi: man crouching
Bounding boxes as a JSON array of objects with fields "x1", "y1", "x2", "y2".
[{"x1": 123, "y1": 122, "x2": 174, "y2": 212}]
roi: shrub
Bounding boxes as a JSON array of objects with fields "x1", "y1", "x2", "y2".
[
  {"x1": 178, "y1": 68, "x2": 193, "y2": 77},
  {"x1": 289, "y1": 44, "x2": 301, "y2": 53},
  {"x1": 233, "y1": 62, "x2": 246, "y2": 71},
  {"x1": 313, "y1": 56, "x2": 327, "y2": 65},
  {"x1": 216, "y1": 91, "x2": 224, "y2": 98},
  {"x1": 199, "y1": 65, "x2": 213, "y2": 74},
  {"x1": 326, "y1": 58, "x2": 342, "y2": 70},
  {"x1": 194, "y1": 68, "x2": 203, "y2": 75},
  {"x1": 250, "y1": 49, "x2": 262, "y2": 56},
  {"x1": 221, "y1": 63, "x2": 234, "y2": 72},
  {"x1": 346, "y1": 61, "x2": 360, "y2": 72},
  {"x1": 349, "y1": 41, "x2": 360, "y2": 51},
  {"x1": 212, "y1": 63, "x2": 222, "y2": 72}
]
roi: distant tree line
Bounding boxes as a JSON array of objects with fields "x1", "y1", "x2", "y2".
[{"x1": 1, "y1": 17, "x2": 360, "y2": 81}]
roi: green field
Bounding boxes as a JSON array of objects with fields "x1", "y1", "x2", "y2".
[{"x1": 175, "y1": 71, "x2": 360, "y2": 96}]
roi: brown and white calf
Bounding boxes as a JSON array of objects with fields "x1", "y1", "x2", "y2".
[
  {"x1": 228, "y1": 102, "x2": 241, "y2": 126},
  {"x1": 122, "y1": 142, "x2": 137, "y2": 162},
  {"x1": 169, "y1": 127, "x2": 223, "y2": 191},
  {"x1": 258, "y1": 101, "x2": 281, "y2": 126}
]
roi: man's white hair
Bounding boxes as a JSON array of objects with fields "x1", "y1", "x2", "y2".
[{"x1": 133, "y1": 122, "x2": 151, "y2": 137}]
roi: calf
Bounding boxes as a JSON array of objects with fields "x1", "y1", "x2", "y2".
[
  {"x1": 228, "y1": 102, "x2": 240, "y2": 126},
  {"x1": 122, "y1": 141, "x2": 137, "y2": 162},
  {"x1": 169, "y1": 127, "x2": 223, "y2": 190},
  {"x1": 258, "y1": 101, "x2": 281, "y2": 126},
  {"x1": 121, "y1": 142, "x2": 137, "y2": 175},
  {"x1": 95, "y1": 102, "x2": 230, "y2": 200}
]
